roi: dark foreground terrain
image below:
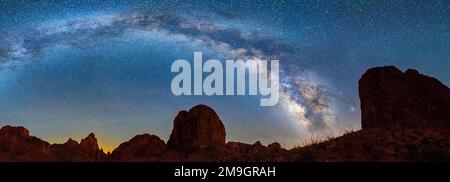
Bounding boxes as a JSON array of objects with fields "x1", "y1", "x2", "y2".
[{"x1": 1, "y1": 66, "x2": 449, "y2": 162}]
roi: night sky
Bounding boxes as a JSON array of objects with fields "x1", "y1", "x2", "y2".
[{"x1": 0, "y1": 0, "x2": 449, "y2": 151}]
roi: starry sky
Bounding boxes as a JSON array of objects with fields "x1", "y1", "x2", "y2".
[{"x1": 0, "y1": 0, "x2": 449, "y2": 152}]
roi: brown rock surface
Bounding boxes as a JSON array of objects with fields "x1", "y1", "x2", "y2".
[
  {"x1": 0, "y1": 125, "x2": 52, "y2": 161},
  {"x1": 268, "y1": 142, "x2": 282, "y2": 151},
  {"x1": 110, "y1": 134, "x2": 166, "y2": 161},
  {"x1": 359, "y1": 66, "x2": 450, "y2": 129},
  {"x1": 80, "y1": 133, "x2": 101, "y2": 155},
  {"x1": 167, "y1": 104, "x2": 226, "y2": 152},
  {"x1": 52, "y1": 133, "x2": 106, "y2": 162}
]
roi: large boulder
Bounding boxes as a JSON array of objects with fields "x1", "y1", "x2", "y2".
[
  {"x1": 167, "y1": 104, "x2": 226, "y2": 152},
  {"x1": 359, "y1": 66, "x2": 450, "y2": 129}
]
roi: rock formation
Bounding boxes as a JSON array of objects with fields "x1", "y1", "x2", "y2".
[
  {"x1": 110, "y1": 134, "x2": 166, "y2": 161},
  {"x1": 0, "y1": 125, "x2": 52, "y2": 161},
  {"x1": 52, "y1": 133, "x2": 106, "y2": 162},
  {"x1": 0, "y1": 125, "x2": 106, "y2": 161},
  {"x1": 359, "y1": 66, "x2": 450, "y2": 129},
  {"x1": 167, "y1": 104, "x2": 226, "y2": 152}
]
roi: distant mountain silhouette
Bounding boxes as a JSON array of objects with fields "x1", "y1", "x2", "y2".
[{"x1": 0, "y1": 66, "x2": 449, "y2": 162}]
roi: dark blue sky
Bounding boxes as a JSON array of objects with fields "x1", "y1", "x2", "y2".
[{"x1": 0, "y1": 0, "x2": 449, "y2": 151}]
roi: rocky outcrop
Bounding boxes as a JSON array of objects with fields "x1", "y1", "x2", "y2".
[
  {"x1": 52, "y1": 133, "x2": 106, "y2": 162},
  {"x1": 167, "y1": 104, "x2": 226, "y2": 152},
  {"x1": 80, "y1": 133, "x2": 100, "y2": 154},
  {"x1": 359, "y1": 66, "x2": 450, "y2": 129},
  {"x1": 0, "y1": 125, "x2": 52, "y2": 161},
  {"x1": 223, "y1": 141, "x2": 287, "y2": 162},
  {"x1": 110, "y1": 134, "x2": 166, "y2": 161},
  {"x1": 268, "y1": 142, "x2": 282, "y2": 151},
  {"x1": 0, "y1": 125, "x2": 107, "y2": 162}
]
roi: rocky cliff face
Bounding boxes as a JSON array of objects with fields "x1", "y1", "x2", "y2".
[{"x1": 359, "y1": 66, "x2": 450, "y2": 129}]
